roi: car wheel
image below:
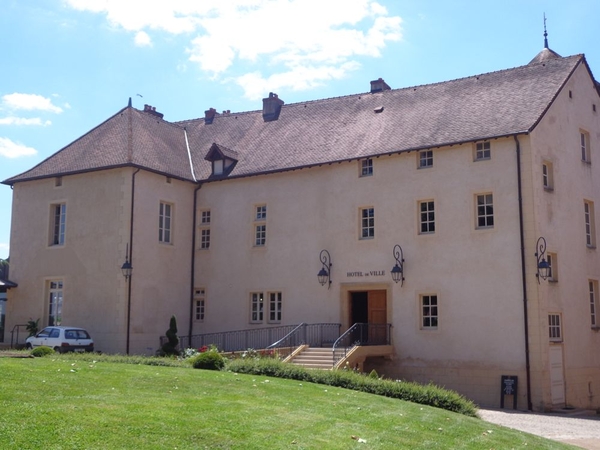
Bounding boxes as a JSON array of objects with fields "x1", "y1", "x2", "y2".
[
  {"x1": 26, "y1": 343, "x2": 32, "y2": 350},
  {"x1": 53, "y1": 346, "x2": 62, "y2": 354}
]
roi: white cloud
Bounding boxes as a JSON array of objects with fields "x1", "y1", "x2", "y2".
[
  {"x1": 0, "y1": 117, "x2": 51, "y2": 126},
  {"x1": 2, "y1": 93, "x2": 63, "y2": 113},
  {"x1": 134, "y1": 31, "x2": 152, "y2": 47},
  {"x1": 0, "y1": 137, "x2": 38, "y2": 158},
  {"x1": 65, "y1": 0, "x2": 402, "y2": 99}
]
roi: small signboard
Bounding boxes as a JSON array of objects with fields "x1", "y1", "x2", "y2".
[{"x1": 500, "y1": 375, "x2": 518, "y2": 409}]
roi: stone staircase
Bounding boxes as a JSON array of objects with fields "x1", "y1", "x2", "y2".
[{"x1": 289, "y1": 346, "x2": 334, "y2": 369}]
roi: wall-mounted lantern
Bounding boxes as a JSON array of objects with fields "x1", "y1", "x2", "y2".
[
  {"x1": 391, "y1": 244, "x2": 405, "y2": 286},
  {"x1": 535, "y1": 236, "x2": 550, "y2": 283},
  {"x1": 318, "y1": 249, "x2": 332, "y2": 289},
  {"x1": 121, "y1": 243, "x2": 133, "y2": 280}
]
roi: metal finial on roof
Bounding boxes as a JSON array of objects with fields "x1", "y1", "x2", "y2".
[
  {"x1": 543, "y1": 13, "x2": 548, "y2": 49},
  {"x1": 128, "y1": 97, "x2": 132, "y2": 107}
]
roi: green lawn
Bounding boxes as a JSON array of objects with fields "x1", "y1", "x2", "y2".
[{"x1": 0, "y1": 356, "x2": 575, "y2": 449}]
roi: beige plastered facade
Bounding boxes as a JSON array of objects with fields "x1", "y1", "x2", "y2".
[{"x1": 3, "y1": 63, "x2": 600, "y2": 411}]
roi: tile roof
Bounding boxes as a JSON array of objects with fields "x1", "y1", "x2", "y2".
[{"x1": 3, "y1": 54, "x2": 590, "y2": 185}]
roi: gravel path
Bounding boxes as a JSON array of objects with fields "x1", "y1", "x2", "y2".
[{"x1": 479, "y1": 409, "x2": 600, "y2": 449}]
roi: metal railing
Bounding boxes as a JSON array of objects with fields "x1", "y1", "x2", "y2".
[
  {"x1": 332, "y1": 323, "x2": 392, "y2": 365},
  {"x1": 10, "y1": 324, "x2": 28, "y2": 349},
  {"x1": 161, "y1": 323, "x2": 341, "y2": 353},
  {"x1": 267, "y1": 323, "x2": 341, "y2": 350}
]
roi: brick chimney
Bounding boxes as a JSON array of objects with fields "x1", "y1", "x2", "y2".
[
  {"x1": 262, "y1": 92, "x2": 284, "y2": 122},
  {"x1": 204, "y1": 107, "x2": 218, "y2": 125},
  {"x1": 370, "y1": 78, "x2": 391, "y2": 93},
  {"x1": 143, "y1": 104, "x2": 164, "y2": 119}
]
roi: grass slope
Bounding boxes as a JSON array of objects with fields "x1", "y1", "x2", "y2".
[{"x1": 0, "y1": 357, "x2": 574, "y2": 449}]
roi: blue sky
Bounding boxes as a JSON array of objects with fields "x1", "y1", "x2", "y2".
[{"x1": 1, "y1": 0, "x2": 599, "y2": 260}]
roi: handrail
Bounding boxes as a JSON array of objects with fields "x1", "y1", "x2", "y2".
[
  {"x1": 266, "y1": 323, "x2": 306, "y2": 349},
  {"x1": 332, "y1": 323, "x2": 392, "y2": 365}
]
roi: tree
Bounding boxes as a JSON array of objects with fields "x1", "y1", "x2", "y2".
[{"x1": 161, "y1": 315, "x2": 180, "y2": 356}]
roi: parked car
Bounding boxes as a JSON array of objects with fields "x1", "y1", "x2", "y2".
[{"x1": 26, "y1": 326, "x2": 94, "y2": 353}]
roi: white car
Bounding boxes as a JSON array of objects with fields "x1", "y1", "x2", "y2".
[{"x1": 26, "y1": 326, "x2": 94, "y2": 353}]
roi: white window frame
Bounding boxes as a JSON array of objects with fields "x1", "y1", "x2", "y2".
[
  {"x1": 254, "y1": 205, "x2": 267, "y2": 247},
  {"x1": 268, "y1": 292, "x2": 282, "y2": 323},
  {"x1": 201, "y1": 210, "x2": 211, "y2": 225},
  {"x1": 419, "y1": 200, "x2": 435, "y2": 234},
  {"x1": 584, "y1": 200, "x2": 596, "y2": 248},
  {"x1": 590, "y1": 280, "x2": 599, "y2": 328},
  {"x1": 48, "y1": 280, "x2": 63, "y2": 326},
  {"x1": 360, "y1": 207, "x2": 375, "y2": 239},
  {"x1": 194, "y1": 288, "x2": 205, "y2": 322},
  {"x1": 474, "y1": 141, "x2": 491, "y2": 161},
  {"x1": 475, "y1": 193, "x2": 494, "y2": 229},
  {"x1": 200, "y1": 228, "x2": 210, "y2": 250},
  {"x1": 250, "y1": 292, "x2": 264, "y2": 323},
  {"x1": 542, "y1": 161, "x2": 554, "y2": 191},
  {"x1": 581, "y1": 130, "x2": 591, "y2": 163},
  {"x1": 418, "y1": 150, "x2": 433, "y2": 169},
  {"x1": 548, "y1": 313, "x2": 562, "y2": 342},
  {"x1": 50, "y1": 203, "x2": 67, "y2": 246},
  {"x1": 159, "y1": 202, "x2": 173, "y2": 244},
  {"x1": 360, "y1": 158, "x2": 373, "y2": 177},
  {"x1": 420, "y1": 294, "x2": 438, "y2": 330},
  {"x1": 547, "y1": 252, "x2": 558, "y2": 282}
]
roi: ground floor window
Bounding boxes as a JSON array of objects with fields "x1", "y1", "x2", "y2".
[
  {"x1": 194, "y1": 288, "x2": 205, "y2": 322},
  {"x1": 420, "y1": 294, "x2": 438, "y2": 329},
  {"x1": 269, "y1": 292, "x2": 282, "y2": 323},
  {"x1": 250, "y1": 292, "x2": 264, "y2": 323},
  {"x1": 48, "y1": 280, "x2": 63, "y2": 326}
]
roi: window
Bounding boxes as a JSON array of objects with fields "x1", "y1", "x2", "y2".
[
  {"x1": 547, "y1": 253, "x2": 558, "y2": 282},
  {"x1": 548, "y1": 314, "x2": 562, "y2": 342},
  {"x1": 200, "y1": 229, "x2": 210, "y2": 249},
  {"x1": 590, "y1": 280, "x2": 599, "y2": 327},
  {"x1": 213, "y1": 159, "x2": 224, "y2": 175},
  {"x1": 542, "y1": 161, "x2": 554, "y2": 191},
  {"x1": 418, "y1": 150, "x2": 433, "y2": 168},
  {"x1": 360, "y1": 207, "x2": 375, "y2": 239},
  {"x1": 200, "y1": 210, "x2": 211, "y2": 250},
  {"x1": 194, "y1": 288, "x2": 205, "y2": 322},
  {"x1": 250, "y1": 292, "x2": 264, "y2": 323},
  {"x1": 159, "y1": 202, "x2": 173, "y2": 244},
  {"x1": 55, "y1": 176, "x2": 62, "y2": 187},
  {"x1": 584, "y1": 201, "x2": 596, "y2": 248},
  {"x1": 421, "y1": 295, "x2": 438, "y2": 329},
  {"x1": 254, "y1": 205, "x2": 267, "y2": 246},
  {"x1": 419, "y1": 201, "x2": 435, "y2": 234},
  {"x1": 268, "y1": 292, "x2": 282, "y2": 323},
  {"x1": 581, "y1": 130, "x2": 591, "y2": 163},
  {"x1": 476, "y1": 194, "x2": 494, "y2": 228},
  {"x1": 48, "y1": 280, "x2": 63, "y2": 326},
  {"x1": 50, "y1": 203, "x2": 66, "y2": 246},
  {"x1": 360, "y1": 158, "x2": 373, "y2": 177},
  {"x1": 475, "y1": 141, "x2": 491, "y2": 161}
]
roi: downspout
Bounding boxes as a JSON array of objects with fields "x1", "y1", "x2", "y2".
[
  {"x1": 188, "y1": 183, "x2": 202, "y2": 343},
  {"x1": 515, "y1": 134, "x2": 533, "y2": 411},
  {"x1": 126, "y1": 168, "x2": 141, "y2": 355}
]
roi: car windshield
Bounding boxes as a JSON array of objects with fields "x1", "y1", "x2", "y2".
[{"x1": 65, "y1": 329, "x2": 90, "y2": 340}]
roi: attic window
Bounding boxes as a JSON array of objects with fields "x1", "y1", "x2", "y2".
[
  {"x1": 569, "y1": 90, "x2": 573, "y2": 99},
  {"x1": 374, "y1": 106, "x2": 384, "y2": 114},
  {"x1": 594, "y1": 104, "x2": 597, "y2": 113},
  {"x1": 166, "y1": 177, "x2": 172, "y2": 184},
  {"x1": 213, "y1": 160, "x2": 224, "y2": 175},
  {"x1": 55, "y1": 176, "x2": 62, "y2": 187}
]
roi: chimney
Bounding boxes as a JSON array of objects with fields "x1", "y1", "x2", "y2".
[
  {"x1": 204, "y1": 107, "x2": 218, "y2": 125},
  {"x1": 262, "y1": 92, "x2": 284, "y2": 122},
  {"x1": 370, "y1": 78, "x2": 391, "y2": 93},
  {"x1": 142, "y1": 104, "x2": 164, "y2": 119}
]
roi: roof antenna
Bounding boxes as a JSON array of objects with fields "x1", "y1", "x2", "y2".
[{"x1": 543, "y1": 13, "x2": 549, "y2": 49}]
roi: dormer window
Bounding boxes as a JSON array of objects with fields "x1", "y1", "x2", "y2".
[{"x1": 204, "y1": 143, "x2": 238, "y2": 178}]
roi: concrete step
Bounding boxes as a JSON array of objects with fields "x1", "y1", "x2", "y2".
[{"x1": 289, "y1": 346, "x2": 335, "y2": 369}]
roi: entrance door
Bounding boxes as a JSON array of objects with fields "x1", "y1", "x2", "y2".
[
  {"x1": 549, "y1": 345, "x2": 566, "y2": 406},
  {"x1": 368, "y1": 290, "x2": 387, "y2": 344},
  {"x1": 349, "y1": 290, "x2": 387, "y2": 344}
]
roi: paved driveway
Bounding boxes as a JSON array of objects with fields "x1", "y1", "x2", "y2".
[{"x1": 479, "y1": 409, "x2": 600, "y2": 449}]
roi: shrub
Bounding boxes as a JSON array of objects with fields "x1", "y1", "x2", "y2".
[
  {"x1": 226, "y1": 358, "x2": 478, "y2": 417},
  {"x1": 190, "y1": 351, "x2": 225, "y2": 370},
  {"x1": 31, "y1": 346, "x2": 54, "y2": 357},
  {"x1": 161, "y1": 315, "x2": 180, "y2": 356}
]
